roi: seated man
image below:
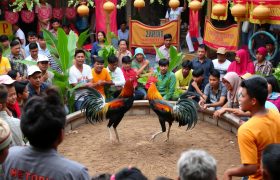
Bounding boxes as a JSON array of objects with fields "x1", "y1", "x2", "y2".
[
  {"x1": 2, "y1": 89, "x2": 91, "y2": 179},
  {"x1": 106, "y1": 56, "x2": 125, "y2": 99},
  {"x1": 155, "y1": 59, "x2": 176, "y2": 100},
  {"x1": 199, "y1": 69, "x2": 227, "y2": 111},
  {"x1": 91, "y1": 57, "x2": 113, "y2": 98},
  {"x1": 132, "y1": 48, "x2": 153, "y2": 77},
  {"x1": 27, "y1": 65, "x2": 49, "y2": 98},
  {"x1": 121, "y1": 56, "x2": 145, "y2": 100},
  {"x1": 175, "y1": 60, "x2": 192, "y2": 97},
  {"x1": 0, "y1": 81, "x2": 24, "y2": 146},
  {"x1": 177, "y1": 149, "x2": 217, "y2": 180},
  {"x1": 212, "y1": 47, "x2": 231, "y2": 80},
  {"x1": 254, "y1": 47, "x2": 273, "y2": 76},
  {"x1": 187, "y1": 68, "x2": 208, "y2": 102}
]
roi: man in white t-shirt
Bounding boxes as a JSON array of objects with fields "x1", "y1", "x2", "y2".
[
  {"x1": 212, "y1": 47, "x2": 231, "y2": 81},
  {"x1": 165, "y1": 1, "x2": 187, "y2": 21},
  {"x1": 69, "y1": 49, "x2": 93, "y2": 111},
  {"x1": 12, "y1": 24, "x2": 26, "y2": 47}
]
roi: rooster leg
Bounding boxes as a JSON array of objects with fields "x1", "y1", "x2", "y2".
[
  {"x1": 150, "y1": 131, "x2": 163, "y2": 141},
  {"x1": 164, "y1": 124, "x2": 172, "y2": 142},
  {"x1": 114, "y1": 128, "x2": 120, "y2": 143},
  {"x1": 108, "y1": 127, "x2": 113, "y2": 142}
]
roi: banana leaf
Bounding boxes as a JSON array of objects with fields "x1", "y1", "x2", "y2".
[
  {"x1": 168, "y1": 46, "x2": 184, "y2": 72},
  {"x1": 153, "y1": 45, "x2": 165, "y2": 59},
  {"x1": 57, "y1": 29, "x2": 70, "y2": 73},
  {"x1": 14, "y1": 60, "x2": 37, "y2": 66},
  {"x1": 77, "y1": 29, "x2": 90, "y2": 49}
]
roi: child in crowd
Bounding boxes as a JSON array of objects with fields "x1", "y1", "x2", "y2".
[
  {"x1": 174, "y1": 60, "x2": 193, "y2": 97},
  {"x1": 121, "y1": 56, "x2": 145, "y2": 100},
  {"x1": 14, "y1": 80, "x2": 29, "y2": 111},
  {"x1": 199, "y1": 69, "x2": 227, "y2": 110},
  {"x1": 91, "y1": 57, "x2": 113, "y2": 98}
]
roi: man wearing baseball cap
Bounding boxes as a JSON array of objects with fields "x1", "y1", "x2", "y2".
[
  {"x1": 37, "y1": 54, "x2": 54, "y2": 85},
  {"x1": 212, "y1": 47, "x2": 231, "y2": 81},
  {"x1": 27, "y1": 65, "x2": 49, "y2": 98},
  {"x1": 0, "y1": 118, "x2": 12, "y2": 164}
]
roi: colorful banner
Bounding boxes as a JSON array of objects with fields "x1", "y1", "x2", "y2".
[
  {"x1": 203, "y1": 19, "x2": 239, "y2": 51},
  {"x1": 189, "y1": 10, "x2": 199, "y2": 37},
  {"x1": 249, "y1": 1, "x2": 280, "y2": 25},
  {"x1": 211, "y1": 0, "x2": 228, "y2": 21},
  {"x1": 95, "y1": 0, "x2": 117, "y2": 36},
  {"x1": 129, "y1": 20, "x2": 179, "y2": 49},
  {"x1": 0, "y1": 21, "x2": 12, "y2": 35}
]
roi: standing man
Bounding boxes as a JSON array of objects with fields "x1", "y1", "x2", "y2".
[
  {"x1": 223, "y1": 76, "x2": 280, "y2": 180},
  {"x1": 155, "y1": 34, "x2": 173, "y2": 62},
  {"x1": 118, "y1": 22, "x2": 129, "y2": 41},
  {"x1": 191, "y1": 44, "x2": 214, "y2": 83},
  {"x1": 69, "y1": 49, "x2": 93, "y2": 111},
  {"x1": 12, "y1": 24, "x2": 26, "y2": 47},
  {"x1": 24, "y1": 31, "x2": 38, "y2": 57},
  {"x1": 165, "y1": 0, "x2": 187, "y2": 21},
  {"x1": 8, "y1": 40, "x2": 27, "y2": 78},
  {"x1": 212, "y1": 47, "x2": 231, "y2": 81}
]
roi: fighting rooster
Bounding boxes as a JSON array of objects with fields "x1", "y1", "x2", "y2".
[
  {"x1": 78, "y1": 80, "x2": 134, "y2": 142},
  {"x1": 147, "y1": 83, "x2": 198, "y2": 141}
]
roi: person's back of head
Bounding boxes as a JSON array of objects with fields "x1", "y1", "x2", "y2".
[
  {"x1": 177, "y1": 149, "x2": 217, "y2": 180},
  {"x1": 192, "y1": 68, "x2": 204, "y2": 78},
  {"x1": 21, "y1": 88, "x2": 66, "y2": 149},
  {"x1": 91, "y1": 173, "x2": 111, "y2": 180},
  {"x1": 262, "y1": 144, "x2": 280, "y2": 180},
  {"x1": 113, "y1": 167, "x2": 147, "y2": 180}
]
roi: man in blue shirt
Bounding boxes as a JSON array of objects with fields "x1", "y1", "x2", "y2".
[
  {"x1": 118, "y1": 22, "x2": 129, "y2": 41},
  {"x1": 27, "y1": 65, "x2": 48, "y2": 98},
  {"x1": 191, "y1": 44, "x2": 214, "y2": 83}
]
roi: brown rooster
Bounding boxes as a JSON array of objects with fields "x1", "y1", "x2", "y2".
[
  {"x1": 78, "y1": 80, "x2": 134, "y2": 142},
  {"x1": 147, "y1": 83, "x2": 198, "y2": 141}
]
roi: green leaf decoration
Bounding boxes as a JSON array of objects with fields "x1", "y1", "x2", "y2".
[
  {"x1": 153, "y1": 45, "x2": 165, "y2": 59},
  {"x1": 57, "y1": 28, "x2": 70, "y2": 73},
  {"x1": 77, "y1": 29, "x2": 90, "y2": 49}
]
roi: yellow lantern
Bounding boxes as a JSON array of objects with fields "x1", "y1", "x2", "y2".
[
  {"x1": 134, "y1": 0, "x2": 145, "y2": 9},
  {"x1": 252, "y1": 4, "x2": 270, "y2": 20},
  {"x1": 231, "y1": 3, "x2": 246, "y2": 18},
  {"x1": 103, "y1": 0, "x2": 115, "y2": 13},
  {"x1": 169, "y1": 0, "x2": 180, "y2": 9},
  {"x1": 212, "y1": 3, "x2": 226, "y2": 18},
  {"x1": 77, "y1": 4, "x2": 89, "y2": 16},
  {"x1": 189, "y1": 0, "x2": 202, "y2": 11}
]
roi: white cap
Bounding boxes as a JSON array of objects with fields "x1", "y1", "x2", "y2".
[
  {"x1": 0, "y1": 75, "x2": 16, "y2": 85},
  {"x1": 28, "y1": 65, "x2": 42, "y2": 77},
  {"x1": 37, "y1": 54, "x2": 49, "y2": 62}
]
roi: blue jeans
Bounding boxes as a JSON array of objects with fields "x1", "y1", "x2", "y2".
[{"x1": 134, "y1": 88, "x2": 146, "y2": 100}]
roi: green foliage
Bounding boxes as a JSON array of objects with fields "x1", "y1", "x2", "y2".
[
  {"x1": 273, "y1": 67, "x2": 280, "y2": 83},
  {"x1": 98, "y1": 45, "x2": 117, "y2": 67},
  {"x1": 11, "y1": 0, "x2": 40, "y2": 12},
  {"x1": 77, "y1": 29, "x2": 90, "y2": 49},
  {"x1": 42, "y1": 28, "x2": 90, "y2": 113},
  {"x1": 68, "y1": 0, "x2": 94, "y2": 7}
]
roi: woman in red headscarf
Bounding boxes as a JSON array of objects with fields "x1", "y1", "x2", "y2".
[{"x1": 227, "y1": 49, "x2": 255, "y2": 76}]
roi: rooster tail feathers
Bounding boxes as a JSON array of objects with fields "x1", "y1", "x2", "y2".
[
  {"x1": 77, "y1": 88, "x2": 107, "y2": 124},
  {"x1": 172, "y1": 98, "x2": 198, "y2": 130}
]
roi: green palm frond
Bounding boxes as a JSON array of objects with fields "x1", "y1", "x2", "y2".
[
  {"x1": 78, "y1": 88, "x2": 107, "y2": 124},
  {"x1": 172, "y1": 98, "x2": 198, "y2": 130}
]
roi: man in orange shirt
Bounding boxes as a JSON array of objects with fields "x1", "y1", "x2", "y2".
[
  {"x1": 223, "y1": 76, "x2": 280, "y2": 180},
  {"x1": 91, "y1": 57, "x2": 113, "y2": 98}
]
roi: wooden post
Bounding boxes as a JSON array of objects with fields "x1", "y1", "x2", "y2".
[{"x1": 105, "y1": 12, "x2": 111, "y2": 44}]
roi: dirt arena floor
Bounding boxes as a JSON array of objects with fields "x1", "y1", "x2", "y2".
[{"x1": 59, "y1": 115, "x2": 240, "y2": 179}]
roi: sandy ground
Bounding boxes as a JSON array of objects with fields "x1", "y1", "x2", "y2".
[{"x1": 59, "y1": 115, "x2": 240, "y2": 179}]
